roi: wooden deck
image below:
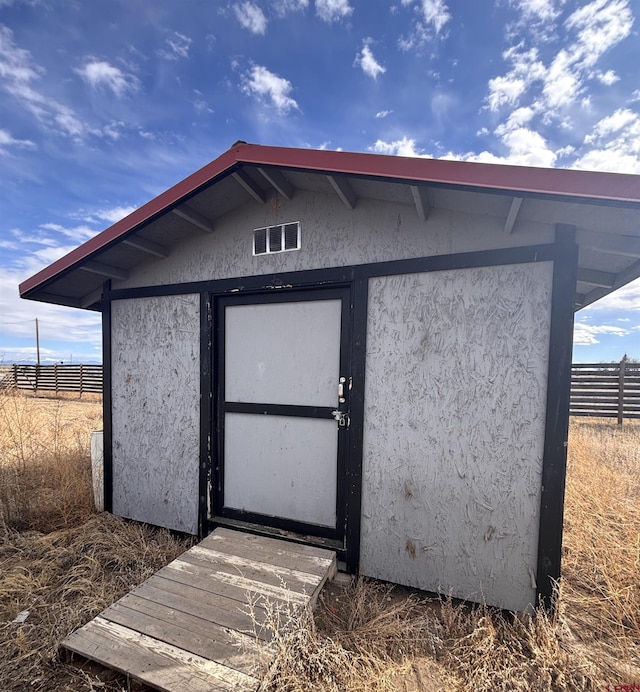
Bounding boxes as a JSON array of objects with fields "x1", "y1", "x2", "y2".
[{"x1": 61, "y1": 527, "x2": 337, "y2": 691}]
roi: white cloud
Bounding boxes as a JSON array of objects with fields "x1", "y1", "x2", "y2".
[
  {"x1": 508, "y1": 0, "x2": 560, "y2": 23},
  {"x1": 274, "y1": 0, "x2": 308, "y2": 16},
  {"x1": 0, "y1": 25, "x2": 100, "y2": 140},
  {"x1": 487, "y1": 75, "x2": 527, "y2": 111},
  {"x1": 0, "y1": 128, "x2": 35, "y2": 154},
  {"x1": 486, "y1": 0, "x2": 633, "y2": 119},
  {"x1": 93, "y1": 206, "x2": 137, "y2": 225},
  {"x1": 234, "y1": 2, "x2": 268, "y2": 34},
  {"x1": 315, "y1": 0, "x2": 353, "y2": 23},
  {"x1": 375, "y1": 110, "x2": 393, "y2": 118},
  {"x1": 0, "y1": 270, "x2": 102, "y2": 363},
  {"x1": 75, "y1": 60, "x2": 138, "y2": 97},
  {"x1": 573, "y1": 321, "x2": 629, "y2": 345},
  {"x1": 574, "y1": 107, "x2": 640, "y2": 173},
  {"x1": 418, "y1": 0, "x2": 451, "y2": 34},
  {"x1": 399, "y1": 0, "x2": 451, "y2": 49},
  {"x1": 540, "y1": 0, "x2": 633, "y2": 111},
  {"x1": 241, "y1": 65, "x2": 299, "y2": 114},
  {"x1": 159, "y1": 32, "x2": 192, "y2": 60},
  {"x1": 371, "y1": 137, "x2": 425, "y2": 157},
  {"x1": 474, "y1": 0, "x2": 636, "y2": 172},
  {"x1": 39, "y1": 222, "x2": 99, "y2": 244},
  {"x1": 584, "y1": 108, "x2": 638, "y2": 142},
  {"x1": 355, "y1": 41, "x2": 385, "y2": 80},
  {"x1": 565, "y1": 0, "x2": 633, "y2": 69},
  {"x1": 402, "y1": 0, "x2": 451, "y2": 33},
  {"x1": 582, "y1": 278, "x2": 640, "y2": 311},
  {"x1": 486, "y1": 46, "x2": 546, "y2": 112},
  {"x1": 596, "y1": 69, "x2": 619, "y2": 85},
  {"x1": 54, "y1": 106, "x2": 91, "y2": 139}
]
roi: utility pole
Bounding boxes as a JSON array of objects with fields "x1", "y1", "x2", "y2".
[{"x1": 35, "y1": 318, "x2": 40, "y2": 366}]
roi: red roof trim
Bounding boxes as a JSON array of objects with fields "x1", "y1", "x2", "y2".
[{"x1": 19, "y1": 142, "x2": 640, "y2": 298}]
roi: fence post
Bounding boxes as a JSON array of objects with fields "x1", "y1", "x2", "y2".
[
  {"x1": 618, "y1": 355, "x2": 627, "y2": 426},
  {"x1": 12, "y1": 363, "x2": 17, "y2": 389},
  {"x1": 54, "y1": 363, "x2": 59, "y2": 396},
  {"x1": 80, "y1": 364, "x2": 84, "y2": 399}
]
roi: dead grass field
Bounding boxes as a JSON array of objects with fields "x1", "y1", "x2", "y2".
[{"x1": 1, "y1": 391, "x2": 638, "y2": 691}]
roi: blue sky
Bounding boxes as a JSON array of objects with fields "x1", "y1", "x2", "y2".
[{"x1": 0, "y1": 0, "x2": 639, "y2": 364}]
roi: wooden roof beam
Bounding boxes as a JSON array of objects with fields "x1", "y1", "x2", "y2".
[
  {"x1": 257, "y1": 167, "x2": 295, "y2": 201},
  {"x1": 504, "y1": 197, "x2": 523, "y2": 234},
  {"x1": 577, "y1": 267, "x2": 616, "y2": 288},
  {"x1": 576, "y1": 229, "x2": 640, "y2": 258},
  {"x1": 410, "y1": 185, "x2": 430, "y2": 221},
  {"x1": 232, "y1": 170, "x2": 267, "y2": 203},
  {"x1": 579, "y1": 258, "x2": 640, "y2": 309},
  {"x1": 574, "y1": 292, "x2": 586, "y2": 310},
  {"x1": 123, "y1": 235, "x2": 169, "y2": 258},
  {"x1": 327, "y1": 175, "x2": 357, "y2": 210},
  {"x1": 80, "y1": 261, "x2": 128, "y2": 281},
  {"x1": 172, "y1": 205, "x2": 215, "y2": 234},
  {"x1": 80, "y1": 287, "x2": 104, "y2": 309},
  {"x1": 38, "y1": 292, "x2": 82, "y2": 308}
]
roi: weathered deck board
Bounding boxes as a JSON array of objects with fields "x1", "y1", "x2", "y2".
[{"x1": 62, "y1": 528, "x2": 336, "y2": 692}]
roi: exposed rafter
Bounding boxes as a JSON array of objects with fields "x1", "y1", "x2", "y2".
[
  {"x1": 39, "y1": 292, "x2": 82, "y2": 309},
  {"x1": 577, "y1": 267, "x2": 616, "y2": 288},
  {"x1": 580, "y1": 258, "x2": 640, "y2": 309},
  {"x1": 123, "y1": 235, "x2": 169, "y2": 258},
  {"x1": 327, "y1": 175, "x2": 357, "y2": 210},
  {"x1": 503, "y1": 197, "x2": 523, "y2": 234},
  {"x1": 410, "y1": 185, "x2": 430, "y2": 222},
  {"x1": 576, "y1": 229, "x2": 640, "y2": 258},
  {"x1": 80, "y1": 288, "x2": 104, "y2": 309},
  {"x1": 257, "y1": 167, "x2": 295, "y2": 201},
  {"x1": 172, "y1": 205, "x2": 215, "y2": 234},
  {"x1": 232, "y1": 170, "x2": 267, "y2": 203},
  {"x1": 81, "y1": 261, "x2": 128, "y2": 281}
]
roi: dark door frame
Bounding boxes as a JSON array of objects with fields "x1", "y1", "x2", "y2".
[{"x1": 208, "y1": 282, "x2": 365, "y2": 570}]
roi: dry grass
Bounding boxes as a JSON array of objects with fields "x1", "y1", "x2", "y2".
[
  {"x1": 1, "y1": 392, "x2": 639, "y2": 691},
  {"x1": 0, "y1": 392, "x2": 193, "y2": 691},
  {"x1": 562, "y1": 419, "x2": 640, "y2": 680},
  {"x1": 0, "y1": 514, "x2": 193, "y2": 691},
  {"x1": 0, "y1": 392, "x2": 102, "y2": 531}
]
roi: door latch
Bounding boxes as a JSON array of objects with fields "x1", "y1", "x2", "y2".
[
  {"x1": 338, "y1": 376, "x2": 346, "y2": 403},
  {"x1": 331, "y1": 410, "x2": 350, "y2": 428}
]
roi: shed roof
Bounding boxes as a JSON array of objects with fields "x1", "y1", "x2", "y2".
[{"x1": 19, "y1": 142, "x2": 640, "y2": 311}]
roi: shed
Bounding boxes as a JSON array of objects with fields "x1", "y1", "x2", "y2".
[{"x1": 20, "y1": 142, "x2": 640, "y2": 612}]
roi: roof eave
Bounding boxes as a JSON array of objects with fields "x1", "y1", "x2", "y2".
[
  {"x1": 19, "y1": 142, "x2": 640, "y2": 304},
  {"x1": 19, "y1": 144, "x2": 245, "y2": 300}
]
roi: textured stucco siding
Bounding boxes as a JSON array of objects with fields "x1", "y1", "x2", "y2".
[
  {"x1": 111, "y1": 294, "x2": 200, "y2": 534},
  {"x1": 360, "y1": 262, "x2": 553, "y2": 612},
  {"x1": 116, "y1": 190, "x2": 554, "y2": 290}
]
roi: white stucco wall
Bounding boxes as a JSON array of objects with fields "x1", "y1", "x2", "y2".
[
  {"x1": 360, "y1": 262, "x2": 553, "y2": 612},
  {"x1": 116, "y1": 190, "x2": 554, "y2": 290},
  {"x1": 111, "y1": 294, "x2": 200, "y2": 534}
]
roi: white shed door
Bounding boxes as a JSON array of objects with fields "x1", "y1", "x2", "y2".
[{"x1": 216, "y1": 289, "x2": 350, "y2": 537}]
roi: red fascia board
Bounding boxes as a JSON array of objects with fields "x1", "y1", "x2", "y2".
[
  {"x1": 237, "y1": 144, "x2": 640, "y2": 204},
  {"x1": 19, "y1": 142, "x2": 640, "y2": 298}
]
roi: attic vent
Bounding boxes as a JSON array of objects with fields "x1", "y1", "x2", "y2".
[{"x1": 253, "y1": 222, "x2": 300, "y2": 255}]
